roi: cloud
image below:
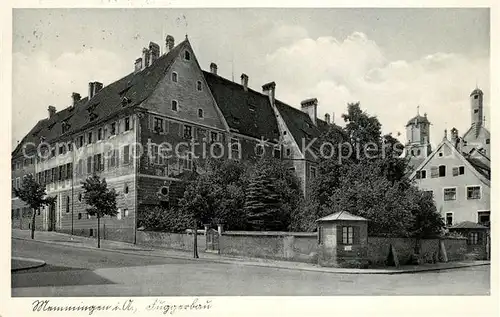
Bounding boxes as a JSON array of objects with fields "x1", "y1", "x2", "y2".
[
  {"x1": 262, "y1": 29, "x2": 489, "y2": 147},
  {"x1": 12, "y1": 49, "x2": 130, "y2": 146}
]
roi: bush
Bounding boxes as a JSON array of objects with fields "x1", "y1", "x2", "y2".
[{"x1": 138, "y1": 206, "x2": 191, "y2": 233}]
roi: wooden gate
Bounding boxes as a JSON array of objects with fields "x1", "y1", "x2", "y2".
[{"x1": 205, "y1": 228, "x2": 220, "y2": 254}]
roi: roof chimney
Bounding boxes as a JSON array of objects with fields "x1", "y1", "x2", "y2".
[
  {"x1": 88, "y1": 82, "x2": 102, "y2": 99},
  {"x1": 142, "y1": 48, "x2": 150, "y2": 70},
  {"x1": 210, "y1": 62, "x2": 218, "y2": 75},
  {"x1": 262, "y1": 82, "x2": 276, "y2": 105},
  {"x1": 48, "y1": 106, "x2": 56, "y2": 118},
  {"x1": 72, "y1": 92, "x2": 81, "y2": 106},
  {"x1": 134, "y1": 57, "x2": 143, "y2": 73},
  {"x1": 149, "y1": 42, "x2": 160, "y2": 65},
  {"x1": 165, "y1": 35, "x2": 175, "y2": 53},
  {"x1": 324, "y1": 113, "x2": 331, "y2": 124},
  {"x1": 301, "y1": 98, "x2": 318, "y2": 126},
  {"x1": 240, "y1": 73, "x2": 249, "y2": 91}
]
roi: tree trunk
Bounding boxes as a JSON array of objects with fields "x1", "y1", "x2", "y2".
[
  {"x1": 193, "y1": 220, "x2": 199, "y2": 259},
  {"x1": 97, "y1": 214, "x2": 101, "y2": 249},
  {"x1": 31, "y1": 209, "x2": 36, "y2": 239}
]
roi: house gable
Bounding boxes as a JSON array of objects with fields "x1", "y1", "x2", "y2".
[{"x1": 142, "y1": 40, "x2": 227, "y2": 131}]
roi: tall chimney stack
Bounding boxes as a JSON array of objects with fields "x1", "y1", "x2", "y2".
[
  {"x1": 210, "y1": 62, "x2": 218, "y2": 75},
  {"x1": 301, "y1": 98, "x2": 318, "y2": 126},
  {"x1": 142, "y1": 48, "x2": 150, "y2": 70},
  {"x1": 165, "y1": 35, "x2": 175, "y2": 53},
  {"x1": 325, "y1": 113, "x2": 331, "y2": 124},
  {"x1": 48, "y1": 106, "x2": 56, "y2": 118},
  {"x1": 240, "y1": 73, "x2": 249, "y2": 91},
  {"x1": 72, "y1": 92, "x2": 81, "y2": 106},
  {"x1": 262, "y1": 82, "x2": 276, "y2": 105},
  {"x1": 149, "y1": 42, "x2": 160, "y2": 65},
  {"x1": 134, "y1": 57, "x2": 143, "y2": 73}
]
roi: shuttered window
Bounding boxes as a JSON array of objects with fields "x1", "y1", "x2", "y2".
[{"x1": 430, "y1": 166, "x2": 439, "y2": 178}]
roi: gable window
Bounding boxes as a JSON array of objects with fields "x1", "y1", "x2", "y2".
[
  {"x1": 87, "y1": 132, "x2": 93, "y2": 144},
  {"x1": 486, "y1": 138, "x2": 490, "y2": 144},
  {"x1": 474, "y1": 109, "x2": 479, "y2": 113},
  {"x1": 438, "y1": 152, "x2": 443, "y2": 157},
  {"x1": 445, "y1": 212, "x2": 453, "y2": 227},
  {"x1": 416, "y1": 170, "x2": 427, "y2": 179},
  {"x1": 467, "y1": 186, "x2": 481, "y2": 200},
  {"x1": 171, "y1": 72, "x2": 178, "y2": 83},
  {"x1": 124, "y1": 117, "x2": 131, "y2": 131},
  {"x1": 171, "y1": 100, "x2": 178, "y2": 111},
  {"x1": 342, "y1": 226, "x2": 354, "y2": 245},
  {"x1": 196, "y1": 80, "x2": 202, "y2": 91},
  {"x1": 453, "y1": 166, "x2": 465, "y2": 176},
  {"x1": 286, "y1": 148, "x2": 291, "y2": 157},
  {"x1": 184, "y1": 51, "x2": 191, "y2": 60},
  {"x1": 438, "y1": 165, "x2": 446, "y2": 177},
  {"x1": 198, "y1": 109, "x2": 204, "y2": 118},
  {"x1": 97, "y1": 128, "x2": 103, "y2": 141},
  {"x1": 154, "y1": 117, "x2": 164, "y2": 132},
  {"x1": 443, "y1": 188, "x2": 456, "y2": 201},
  {"x1": 183, "y1": 125, "x2": 193, "y2": 140},
  {"x1": 474, "y1": 95, "x2": 479, "y2": 100}
]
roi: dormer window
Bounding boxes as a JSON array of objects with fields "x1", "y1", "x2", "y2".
[
  {"x1": 172, "y1": 72, "x2": 178, "y2": 83},
  {"x1": 184, "y1": 51, "x2": 191, "y2": 60}
]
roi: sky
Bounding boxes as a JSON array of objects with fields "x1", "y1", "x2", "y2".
[{"x1": 12, "y1": 8, "x2": 490, "y2": 148}]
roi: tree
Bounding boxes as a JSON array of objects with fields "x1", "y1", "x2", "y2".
[
  {"x1": 81, "y1": 175, "x2": 118, "y2": 248},
  {"x1": 244, "y1": 172, "x2": 283, "y2": 231},
  {"x1": 14, "y1": 174, "x2": 55, "y2": 239},
  {"x1": 178, "y1": 174, "x2": 215, "y2": 258}
]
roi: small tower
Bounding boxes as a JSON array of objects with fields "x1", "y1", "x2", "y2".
[
  {"x1": 405, "y1": 107, "x2": 431, "y2": 158},
  {"x1": 470, "y1": 87, "x2": 484, "y2": 137}
]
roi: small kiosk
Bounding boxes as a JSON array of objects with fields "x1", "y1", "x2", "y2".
[{"x1": 316, "y1": 211, "x2": 369, "y2": 268}]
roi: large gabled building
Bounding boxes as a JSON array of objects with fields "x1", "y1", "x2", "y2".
[
  {"x1": 409, "y1": 88, "x2": 491, "y2": 229},
  {"x1": 11, "y1": 35, "x2": 333, "y2": 242}
]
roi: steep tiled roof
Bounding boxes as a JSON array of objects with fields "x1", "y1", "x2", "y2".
[
  {"x1": 202, "y1": 71, "x2": 280, "y2": 141},
  {"x1": 316, "y1": 211, "x2": 368, "y2": 222},
  {"x1": 406, "y1": 114, "x2": 430, "y2": 127},
  {"x1": 465, "y1": 156, "x2": 491, "y2": 180},
  {"x1": 12, "y1": 40, "x2": 188, "y2": 158},
  {"x1": 274, "y1": 100, "x2": 330, "y2": 149}
]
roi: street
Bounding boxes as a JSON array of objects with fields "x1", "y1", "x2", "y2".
[{"x1": 12, "y1": 238, "x2": 490, "y2": 296}]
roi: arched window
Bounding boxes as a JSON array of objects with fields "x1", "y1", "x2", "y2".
[{"x1": 171, "y1": 72, "x2": 178, "y2": 82}]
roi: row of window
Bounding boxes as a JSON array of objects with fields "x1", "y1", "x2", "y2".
[
  {"x1": 416, "y1": 165, "x2": 465, "y2": 179},
  {"x1": 442, "y1": 185, "x2": 481, "y2": 201},
  {"x1": 35, "y1": 162, "x2": 74, "y2": 185},
  {"x1": 151, "y1": 116, "x2": 219, "y2": 140},
  {"x1": 171, "y1": 71, "x2": 203, "y2": 92},
  {"x1": 319, "y1": 225, "x2": 360, "y2": 245},
  {"x1": 444, "y1": 211, "x2": 490, "y2": 227}
]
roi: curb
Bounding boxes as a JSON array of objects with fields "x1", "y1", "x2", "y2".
[
  {"x1": 11, "y1": 257, "x2": 46, "y2": 272},
  {"x1": 12, "y1": 236, "x2": 490, "y2": 275}
]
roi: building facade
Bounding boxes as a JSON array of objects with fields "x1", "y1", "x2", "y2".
[
  {"x1": 410, "y1": 88, "x2": 491, "y2": 228},
  {"x1": 11, "y1": 35, "x2": 333, "y2": 242}
]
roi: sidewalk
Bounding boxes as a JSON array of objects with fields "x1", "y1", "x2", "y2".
[
  {"x1": 11, "y1": 257, "x2": 46, "y2": 272},
  {"x1": 12, "y1": 229, "x2": 490, "y2": 275}
]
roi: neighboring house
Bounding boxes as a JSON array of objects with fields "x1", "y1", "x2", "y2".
[
  {"x1": 410, "y1": 135, "x2": 490, "y2": 228},
  {"x1": 11, "y1": 35, "x2": 334, "y2": 242},
  {"x1": 409, "y1": 87, "x2": 491, "y2": 228}
]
